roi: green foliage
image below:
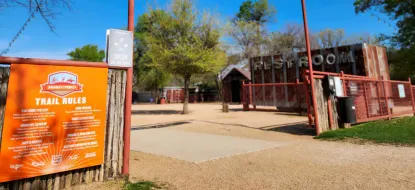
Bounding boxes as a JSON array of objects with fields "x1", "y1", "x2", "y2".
[
  {"x1": 67, "y1": 45, "x2": 105, "y2": 62},
  {"x1": 124, "y1": 181, "x2": 160, "y2": 190},
  {"x1": 235, "y1": 0, "x2": 276, "y2": 24},
  {"x1": 388, "y1": 46, "x2": 415, "y2": 81},
  {"x1": 139, "y1": 68, "x2": 170, "y2": 91},
  {"x1": 354, "y1": 0, "x2": 415, "y2": 81},
  {"x1": 317, "y1": 117, "x2": 415, "y2": 146},
  {"x1": 141, "y1": 0, "x2": 226, "y2": 113},
  {"x1": 134, "y1": 10, "x2": 171, "y2": 90},
  {"x1": 354, "y1": 0, "x2": 415, "y2": 47}
]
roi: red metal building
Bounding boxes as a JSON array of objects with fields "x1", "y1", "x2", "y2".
[
  {"x1": 222, "y1": 67, "x2": 251, "y2": 103},
  {"x1": 248, "y1": 43, "x2": 390, "y2": 108}
]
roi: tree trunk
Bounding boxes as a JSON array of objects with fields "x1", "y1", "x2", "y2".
[
  {"x1": 256, "y1": 21, "x2": 261, "y2": 55},
  {"x1": 215, "y1": 74, "x2": 222, "y2": 102},
  {"x1": 182, "y1": 76, "x2": 190, "y2": 114}
]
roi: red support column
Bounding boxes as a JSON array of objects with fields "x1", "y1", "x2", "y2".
[
  {"x1": 301, "y1": 0, "x2": 320, "y2": 135},
  {"x1": 376, "y1": 82, "x2": 384, "y2": 116},
  {"x1": 249, "y1": 82, "x2": 253, "y2": 108},
  {"x1": 381, "y1": 77, "x2": 391, "y2": 120},
  {"x1": 362, "y1": 83, "x2": 370, "y2": 119},
  {"x1": 409, "y1": 78, "x2": 415, "y2": 116},
  {"x1": 123, "y1": 0, "x2": 134, "y2": 177},
  {"x1": 340, "y1": 71, "x2": 347, "y2": 95},
  {"x1": 302, "y1": 73, "x2": 313, "y2": 128},
  {"x1": 296, "y1": 79, "x2": 301, "y2": 114}
]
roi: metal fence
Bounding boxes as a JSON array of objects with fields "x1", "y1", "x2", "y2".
[
  {"x1": 312, "y1": 71, "x2": 415, "y2": 124},
  {"x1": 343, "y1": 78, "x2": 414, "y2": 123},
  {"x1": 242, "y1": 81, "x2": 311, "y2": 114}
]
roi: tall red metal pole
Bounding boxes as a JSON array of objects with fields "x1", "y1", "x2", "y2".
[
  {"x1": 123, "y1": 0, "x2": 134, "y2": 177},
  {"x1": 301, "y1": 0, "x2": 320, "y2": 135}
]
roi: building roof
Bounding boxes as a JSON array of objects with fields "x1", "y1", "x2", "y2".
[{"x1": 221, "y1": 67, "x2": 251, "y2": 81}]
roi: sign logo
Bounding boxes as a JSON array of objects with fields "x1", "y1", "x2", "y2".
[
  {"x1": 51, "y1": 155, "x2": 63, "y2": 165},
  {"x1": 41, "y1": 72, "x2": 83, "y2": 97},
  {"x1": 31, "y1": 162, "x2": 45, "y2": 167},
  {"x1": 10, "y1": 164, "x2": 23, "y2": 171}
]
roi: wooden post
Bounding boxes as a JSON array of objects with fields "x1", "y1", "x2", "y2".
[
  {"x1": 0, "y1": 67, "x2": 10, "y2": 153},
  {"x1": 314, "y1": 79, "x2": 330, "y2": 134},
  {"x1": 327, "y1": 94, "x2": 333, "y2": 130}
]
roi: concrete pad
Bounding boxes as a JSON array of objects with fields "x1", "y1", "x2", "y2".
[{"x1": 130, "y1": 128, "x2": 287, "y2": 163}]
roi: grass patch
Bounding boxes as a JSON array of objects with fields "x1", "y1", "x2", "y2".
[
  {"x1": 317, "y1": 117, "x2": 415, "y2": 146},
  {"x1": 124, "y1": 181, "x2": 160, "y2": 190}
]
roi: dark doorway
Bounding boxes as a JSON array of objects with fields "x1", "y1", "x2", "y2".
[{"x1": 231, "y1": 80, "x2": 241, "y2": 102}]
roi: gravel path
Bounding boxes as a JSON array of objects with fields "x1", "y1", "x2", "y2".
[
  {"x1": 127, "y1": 103, "x2": 415, "y2": 189},
  {"x1": 129, "y1": 123, "x2": 415, "y2": 190}
]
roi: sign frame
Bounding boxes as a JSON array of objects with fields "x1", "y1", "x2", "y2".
[{"x1": 106, "y1": 29, "x2": 134, "y2": 67}]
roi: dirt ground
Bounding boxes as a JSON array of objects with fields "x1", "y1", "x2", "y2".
[
  {"x1": 124, "y1": 103, "x2": 415, "y2": 190},
  {"x1": 69, "y1": 103, "x2": 415, "y2": 189},
  {"x1": 131, "y1": 103, "x2": 308, "y2": 129}
]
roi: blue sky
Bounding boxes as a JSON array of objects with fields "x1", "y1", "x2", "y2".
[{"x1": 0, "y1": 0, "x2": 396, "y2": 60}]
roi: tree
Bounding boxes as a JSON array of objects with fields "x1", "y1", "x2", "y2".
[
  {"x1": 354, "y1": 0, "x2": 414, "y2": 47},
  {"x1": 344, "y1": 33, "x2": 382, "y2": 46},
  {"x1": 0, "y1": 0, "x2": 72, "y2": 55},
  {"x1": 67, "y1": 45, "x2": 105, "y2": 62},
  {"x1": 236, "y1": 0, "x2": 276, "y2": 24},
  {"x1": 134, "y1": 10, "x2": 171, "y2": 93},
  {"x1": 142, "y1": 0, "x2": 226, "y2": 114},
  {"x1": 354, "y1": 0, "x2": 415, "y2": 81},
  {"x1": 226, "y1": 21, "x2": 260, "y2": 58},
  {"x1": 316, "y1": 28, "x2": 345, "y2": 48},
  {"x1": 235, "y1": 0, "x2": 276, "y2": 55},
  {"x1": 1, "y1": 0, "x2": 72, "y2": 31}
]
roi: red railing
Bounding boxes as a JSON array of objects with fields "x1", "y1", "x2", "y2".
[
  {"x1": 242, "y1": 81, "x2": 313, "y2": 127},
  {"x1": 311, "y1": 71, "x2": 415, "y2": 124},
  {"x1": 242, "y1": 70, "x2": 415, "y2": 132}
]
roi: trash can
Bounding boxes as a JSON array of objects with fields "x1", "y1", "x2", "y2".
[
  {"x1": 159, "y1": 97, "x2": 166, "y2": 104},
  {"x1": 338, "y1": 96, "x2": 357, "y2": 124}
]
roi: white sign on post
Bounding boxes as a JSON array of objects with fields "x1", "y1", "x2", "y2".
[
  {"x1": 398, "y1": 84, "x2": 406, "y2": 98},
  {"x1": 333, "y1": 77, "x2": 344, "y2": 97},
  {"x1": 106, "y1": 29, "x2": 133, "y2": 67}
]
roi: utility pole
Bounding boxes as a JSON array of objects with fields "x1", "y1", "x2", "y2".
[
  {"x1": 301, "y1": 0, "x2": 320, "y2": 134},
  {"x1": 123, "y1": 0, "x2": 134, "y2": 178}
]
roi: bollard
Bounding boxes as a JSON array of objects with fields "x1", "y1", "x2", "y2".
[{"x1": 222, "y1": 103, "x2": 229, "y2": 113}]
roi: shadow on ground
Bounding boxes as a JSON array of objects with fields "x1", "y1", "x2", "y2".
[
  {"x1": 132, "y1": 110, "x2": 183, "y2": 115},
  {"x1": 132, "y1": 121, "x2": 191, "y2": 131},
  {"x1": 263, "y1": 122, "x2": 316, "y2": 136}
]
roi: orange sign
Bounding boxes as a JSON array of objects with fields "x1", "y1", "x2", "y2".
[{"x1": 0, "y1": 64, "x2": 108, "y2": 183}]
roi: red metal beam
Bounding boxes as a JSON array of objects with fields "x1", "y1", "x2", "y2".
[
  {"x1": 301, "y1": 0, "x2": 320, "y2": 135},
  {"x1": 244, "y1": 82, "x2": 305, "y2": 87},
  {"x1": 0, "y1": 56, "x2": 129, "y2": 69},
  {"x1": 357, "y1": 111, "x2": 415, "y2": 123},
  {"x1": 122, "y1": 0, "x2": 134, "y2": 177}
]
